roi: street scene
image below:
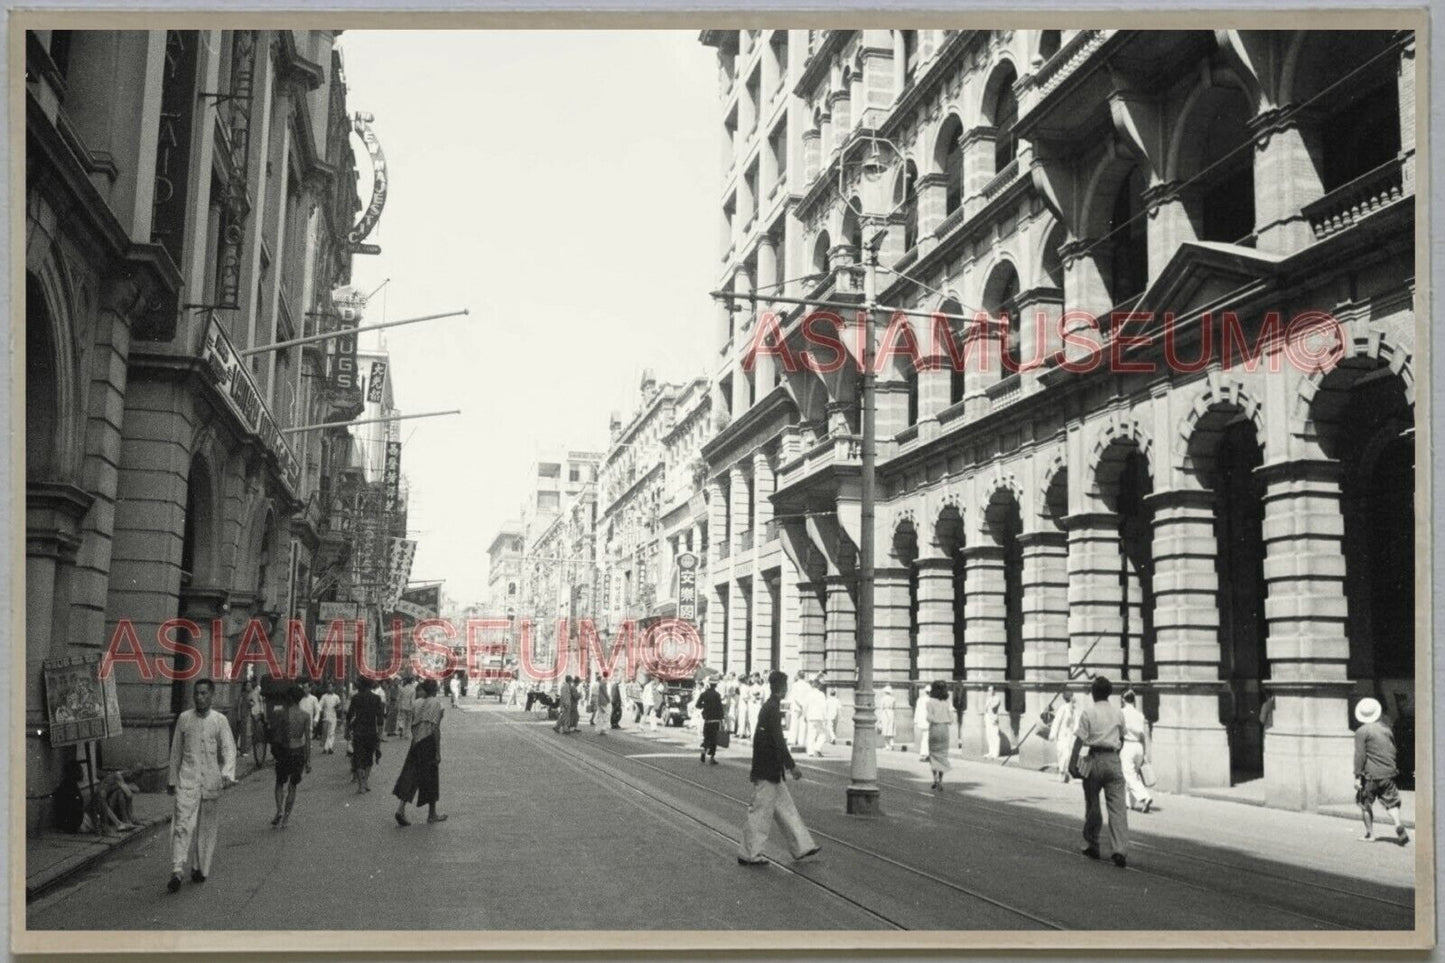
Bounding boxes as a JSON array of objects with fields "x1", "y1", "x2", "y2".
[{"x1": 18, "y1": 19, "x2": 1426, "y2": 948}]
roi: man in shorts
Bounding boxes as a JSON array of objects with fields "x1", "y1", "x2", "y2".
[
  {"x1": 270, "y1": 685, "x2": 312, "y2": 829},
  {"x1": 1354, "y1": 697, "x2": 1409, "y2": 846}
]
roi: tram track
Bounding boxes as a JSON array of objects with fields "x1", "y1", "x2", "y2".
[
  {"x1": 505, "y1": 714, "x2": 1064, "y2": 931},
  {"x1": 500, "y1": 710, "x2": 1411, "y2": 931}
]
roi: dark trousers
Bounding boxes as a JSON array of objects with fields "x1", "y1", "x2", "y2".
[
  {"x1": 611, "y1": 701, "x2": 623, "y2": 728},
  {"x1": 702, "y1": 720, "x2": 721, "y2": 757}
]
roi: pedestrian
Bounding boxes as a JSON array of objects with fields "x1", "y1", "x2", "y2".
[
  {"x1": 804, "y1": 679, "x2": 829, "y2": 757},
  {"x1": 592, "y1": 673, "x2": 613, "y2": 734},
  {"x1": 165, "y1": 679, "x2": 237, "y2": 892},
  {"x1": 914, "y1": 687, "x2": 930, "y2": 762},
  {"x1": 738, "y1": 670, "x2": 821, "y2": 866},
  {"x1": 788, "y1": 671, "x2": 812, "y2": 750},
  {"x1": 269, "y1": 684, "x2": 311, "y2": 828},
  {"x1": 876, "y1": 684, "x2": 897, "y2": 750},
  {"x1": 1353, "y1": 697, "x2": 1410, "y2": 845},
  {"x1": 1120, "y1": 690, "x2": 1155, "y2": 813},
  {"x1": 1068, "y1": 675, "x2": 1129, "y2": 868},
  {"x1": 824, "y1": 688, "x2": 841, "y2": 745},
  {"x1": 628, "y1": 677, "x2": 644, "y2": 724},
  {"x1": 375, "y1": 678, "x2": 390, "y2": 741},
  {"x1": 925, "y1": 680, "x2": 953, "y2": 790},
  {"x1": 1053, "y1": 689, "x2": 1080, "y2": 783},
  {"x1": 397, "y1": 675, "x2": 417, "y2": 738},
  {"x1": 319, "y1": 682, "x2": 342, "y2": 754},
  {"x1": 383, "y1": 678, "x2": 399, "y2": 738},
  {"x1": 746, "y1": 675, "x2": 763, "y2": 740},
  {"x1": 393, "y1": 678, "x2": 447, "y2": 826},
  {"x1": 347, "y1": 677, "x2": 385, "y2": 794},
  {"x1": 697, "y1": 678, "x2": 725, "y2": 764},
  {"x1": 983, "y1": 684, "x2": 1003, "y2": 759},
  {"x1": 609, "y1": 675, "x2": 624, "y2": 729},
  {"x1": 555, "y1": 675, "x2": 575, "y2": 733},
  {"x1": 246, "y1": 678, "x2": 266, "y2": 755},
  {"x1": 567, "y1": 676, "x2": 582, "y2": 732},
  {"x1": 447, "y1": 673, "x2": 459, "y2": 708},
  {"x1": 650, "y1": 678, "x2": 666, "y2": 730},
  {"x1": 299, "y1": 682, "x2": 321, "y2": 750}
]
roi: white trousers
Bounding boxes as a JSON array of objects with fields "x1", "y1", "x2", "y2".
[
  {"x1": 1121, "y1": 741, "x2": 1153, "y2": 807},
  {"x1": 322, "y1": 719, "x2": 337, "y2": 752},
  {"x1": 806, "y1": 720, "x2": 829, "y2": 755},
  {"x1": 984, "y1": 718, "x2": 1001, "y2": 757},
  {"x1": 916, "y1": 725, "x2": 929, "y2": 760},
  {"x1": 740, "y1": 779, "x2": 816, "y2": 861},
  {"x1": 171, "y1": 788, "x2": 220, "y2": 877}
]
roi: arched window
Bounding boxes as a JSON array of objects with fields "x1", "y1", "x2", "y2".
[
  {"x1": 941, "y1": 298, "x2": 966, "y2": 405},
  {"x1": 844, "y1": 200, "x2": 863, "y2": 256},
  {"x1": 987, "y1": 65, "x2": 1019, "y2": 173},
  {"x1": 1107, "y1": 166, "x2": 1148, "y2": 304},
  {"x1": 901, "y1": 30, "x2": 920, "y2": 84},
  {"x1": 983, "y1": 263, "x2": 1021, "y2": 379},
  {"x1": 812, "y1": 231, "x2": 832, "y2": 277},
  {"x1": 1195, "y1": 88, "x2": 1256, "y2": 244},
  {"x1": 25, "y1": 274, "x2": 59, "y2": 483},
  {"x1": 937, "y1": 115, "x2": 964, "y2": 215}
]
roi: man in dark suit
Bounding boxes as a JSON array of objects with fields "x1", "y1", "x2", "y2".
[
  {"x1": 609, "y1": 677, "x2": 624, "y2": 730},
  {"x1": 696, "y1": 679, "x2": 725, "y2": 764},
  {"x1": 738, "y1": 671, "x2": 821, "y2": 865}
]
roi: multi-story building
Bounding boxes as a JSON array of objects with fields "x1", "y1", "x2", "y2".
[
  {"x1": 654, "y1": 377, "x2": 714, "y2": 636},
  {"x1": 24, "y1": 29, "x2": 375, "y2": 815},
  {"x1": 484, "y1": 521, "x2": 525, "y2": 621},
  {"x1": 518, "y1": 481, "x2": 597, "y2": 681},
  {"x1": 701, "y1": 28, "x2": 1416, "y2": 812},
  {"x1": 597, "y1": 372, "x2": 712, "y2": 643}
]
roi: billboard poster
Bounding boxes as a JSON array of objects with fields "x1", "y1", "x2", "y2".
[{"x1": 44, "y1": 655, "x2": 122, "y2": 747}]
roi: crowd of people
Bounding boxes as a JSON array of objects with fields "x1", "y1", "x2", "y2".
[{"x1": 143, "y1": 661, "x2": 1407, "y2": 892}]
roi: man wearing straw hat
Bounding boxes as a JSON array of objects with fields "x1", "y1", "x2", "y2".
[{"x1": 1353, "y1": 697, "x2": 1409, "y2": 846}]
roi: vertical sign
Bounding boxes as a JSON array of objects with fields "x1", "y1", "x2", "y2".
[
  {"x1": 383, "y1": 442, "x2": 402, "y2": 513},
  {"x1": 216, "y1": 30, "x2": 257, "y2": 310},
  {"x1": 367, "y1": 361, "x2": 388, "y2": 403},
  {"x1": 329, "y1": 287, "x2": 364, "y2": 392},
  {"x1": 676, "y1": 552, "x2": 699, "y2": 625},
  {"x1": 151, "y1": 30, "x2": 199, "y2": 267}
]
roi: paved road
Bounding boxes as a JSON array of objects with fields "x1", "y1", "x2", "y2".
[{"x1": 27, "y1": 703, "x2": 1416, "y2": 932}]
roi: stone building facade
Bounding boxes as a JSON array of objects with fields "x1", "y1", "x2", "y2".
[
  {"x1": 702, "y1": 28, "x2": 1416, "y2": 811},
  {"x1": 597, "y1": 373, "x2": 713, "y2": 651},
  {"x1": 25, "y1": 29, "x2": 370, "y2": 817}
]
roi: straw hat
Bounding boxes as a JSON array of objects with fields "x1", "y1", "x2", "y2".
[{"x1": 1354, "y1": 697, "x2": 1382, "y2": 725}]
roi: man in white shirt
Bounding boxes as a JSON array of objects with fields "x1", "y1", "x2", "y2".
[
  {"x1": 397, "y1": 676, "x2": 417, "y2": 736},
  {"x1": 318, "y1": 683, "x2": 342, "y2": 754},
  {"x1": 1052, "y1": 689, "x2": 1080, "y2": 783},
  {"x1": 1119, "y1": 689, "x2": 1154, "y2": 813},
  {"x1": 788, "y1": 672, "x2": 813, "y2": 750},
  {"x1": 804, "y1": 677, "x2": 829, "y2": 757},
  {"x1": 1069, "y1": 675, "x2": 1130, "y2": 867},
  {"x1": 165, "y1": 679, "x2": 236, "y2": 892}
]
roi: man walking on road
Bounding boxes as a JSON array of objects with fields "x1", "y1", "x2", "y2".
[
  {"x1": 697, "y1": 678, "x2": 726, "y2": 764},
  {"x1": 1069, "y1": 675, "x2": 1129, "y2": 868},
  {"x1": 165, "y1": 679, "x2": 236, "y2": 892},
  {"x1": 397, "y1": 675, "x2": 417, "y2": 738},
  {"x1": 1353, "y1": 697, "x2": 1410, "y2": 845},
  {"x1": 270, "y1": 684, "x2": 312, "y2": 827},
  {"x1": 592, "y1": 673, "x2": 612, "y2": 734},
  {"x1": 609, "y1": 675, "x2": 624, "y2": 730},
  {"x1": 738, "y1": 670, "x2": 820, "y2": 866},
  {"x1": 319, "y1": 682, "x2": 342, "y2": 754}
]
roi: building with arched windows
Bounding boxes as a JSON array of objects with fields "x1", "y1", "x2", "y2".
[
  {"x1": 701, "y1": 28, "x2": 1416, "y2": 812},
  {"x1": 25, "y1": 29, "x2": 373, "y2": 825}
]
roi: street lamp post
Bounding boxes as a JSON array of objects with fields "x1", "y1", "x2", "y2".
[{"x1": 841, "y1": 134, "x2": 898, "y2": 817}]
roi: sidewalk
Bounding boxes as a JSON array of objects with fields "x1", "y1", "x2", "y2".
[{"x1": 25, "y1": 752, "x2": 263, "y2": 900}]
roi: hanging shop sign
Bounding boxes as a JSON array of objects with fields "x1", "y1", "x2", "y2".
[
  {"x1": 390, "y1": 583, "x2": 440, "y2": 622},
  {"x1": 348, "y1": 112, "x2": 388, "y2": 252},
  {"x1": 383, "y1": 441, "x2": 402, "y2": 513},
  {"x1": 384, "y1": 539, "x2": 417, "y2": 610},
  {"x1": 329, "y1": 286, "x2": 365, "y2": 392},
  {"x1": 214, "y1": 30, "x2": 257, "y2": 311},
  {"x1": 367, "y1": 361, "x2": 388, "y2": 403},
  {"x1": 44, "y1": 655, "x2": 122, "y2": 747},
  {"x1": 199, "y1": 315, "x2": 301, "y2": 493},
  {"x1": 676, "y1": 552, "x2": 699, "y2": 624}
]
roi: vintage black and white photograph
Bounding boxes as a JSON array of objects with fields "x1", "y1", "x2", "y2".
[{"x1": 12, "y1": 10, "x2": 1431, "y2": 952}]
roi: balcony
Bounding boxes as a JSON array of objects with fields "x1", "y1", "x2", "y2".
[
  {"x1": 980, "y1": 158, "x2": 1021, "y2": 205},
  {"x1": 775, "y1": 432, "x2": 862, "y2": 492},
  {"x1": 1024, "y1": 29, "x2": 1107, "y2": 102},
  {"x1": 985, "y1": 373, "x2": 1023, "y2": 411},
  {"x1": 736, "y1": 528, "x2": 754, "y2": 553},
  {"x1": 715, "y1": 537, "x2": 731, "y2": 561},
  {"x1": 1301, "y1": 157, "x2": 1406, "y2": 240}
]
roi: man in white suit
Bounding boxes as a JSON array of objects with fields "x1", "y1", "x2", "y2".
[{"x1": 165, "y1": 679, "x2": 236, "y2": 892}]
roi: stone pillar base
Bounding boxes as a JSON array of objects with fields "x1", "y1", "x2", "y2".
[
  {"x1": 1264, "y1": 692, "x2": 1355, "y2": 810},
  {"x1": 1152, "y1": 715, "x2": 1232, "y2": 794}
]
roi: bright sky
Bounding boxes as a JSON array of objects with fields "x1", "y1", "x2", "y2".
[{"x1": 337, "y1": 31, "x2": 719, "y2": 606}]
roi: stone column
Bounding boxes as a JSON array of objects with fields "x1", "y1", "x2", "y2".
[
  {"x1": 1146, "y1": 488, "x2": 1230, "y2": 792},
  {"x1": 873, "y1": 565, "x2": 914, "y2": 682},
  {"x1": 796, "y1": 581, "x2": 826, "y2": 675},
  {"x1": 703, "y1": 582, "x2": 725, "y2": 669},
  {"x1": 1013, "y1": 287, "x2": 1062, "y2": 395},
  {"x1": 802, "y1": 129, "x2": 821, "y2": 183},
  {"x1": 960, "y1": 126, "x2": 999, "y2": 217},
  {"x1": 751, "y1": 575, "x2": 775, "y2": 670},
  {"x1": 752, "y1": 452, "x2": 775, "y2": 543},
  {"x1": 962, "y1": 320, "x2": 996, "y2": 421},
  {"x1": 823, "y1": 574, "x2": 857, "y2": 680},
  {"x1": 1249, "y1": 105, "x2": 1326, "y2": 256},
  {"x1": 960, "y1": 544, "x2": 1008, "y2": 754},
  {"x1": 707, "y1": 476, "x2": 728, "y2": 563},
  {"x1": 1058, "y1": 238, "x2": 1110, "y2": 323},
  {"x1": 915, "y1": 172, "x2": 949, "y2": 250},
  {"x1": 1397, "y1": 32, "x2": 1416, "y2": 193},
  {"x1": 728, "y1": 466, "x2": 750, "y2": 554},
  {"x1": 913, "y1": 556, "x2": 956, "y2": 682},
  {"x1": 829, "y1": 90, "x2": 851, "y2": 149},
  {"x1": 1017, "y1": 530, "x2": 1069, "y2": 770},
  {"x1": 1258, "y1": 459, "x2": 1353, "y2": 810},
  {"x1": 1143, "y1": 181, "x2": 1197, "y2": 282},
  {"x1": 1064, "y1": 512, "x2": 1126, "y2": 679},
  {"x1": 727, "y1": 579, "x2": 750, "y2": 674},
  {"x1": 917, "y1": 354, "x2": 952, "y2": 440}
]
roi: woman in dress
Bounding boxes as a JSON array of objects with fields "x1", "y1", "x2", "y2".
[
  {"x1": 876, "y1": 684, "x2": 897, "y2": 751},
  {"x1": 393, "y1": 678, "x2": 447, "y2": 826},
  {"x1": 914, "y1": 687, "x2": 931, "y2": 762},
  {"x1": 925, "y1": 681, "x2": 953, "y2": 790}
]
